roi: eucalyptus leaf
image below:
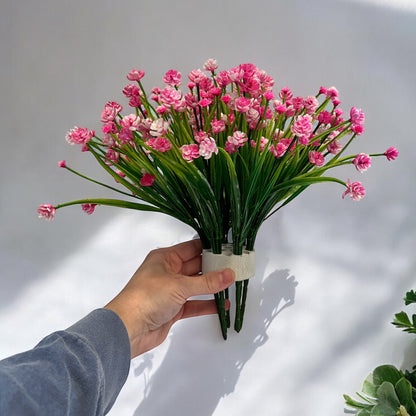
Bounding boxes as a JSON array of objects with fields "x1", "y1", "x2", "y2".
[{"x1": 373, "y1": 366, "x2": 403, "y2": 387}]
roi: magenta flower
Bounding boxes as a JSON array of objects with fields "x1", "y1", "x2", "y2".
[
  {"x1": 65, "y1": 127, "x2": 95, "y2": 145},
  {"x1": 37, "y1": 204, "x2": 56, "y2": 221},
  {"x1": 82, "y1": 203, "x2": 97, "y2": 215},
  {"x1": 342, "y1": 179, "x2": 366, "y2": 201},
  {"x1": 327, "y1": 140, "x2": 342, "y2": 155},
  {"x1": 211, "y1": 119, "x2": 226, "y2": 134},
  {"x1": 353, "y1": 153, "x2": 372, "y2": 172},
  {"x1": 384, "y1": 147, "x2": 399, "y2": 161},
  {"x1": 350, "y1": 107, "x2": 365, "y2": 127},
  {"x1": 235, "y1": 97, "x2": 252, "y2": 113},
  {"x1": 162, "y1": 69, "x2": 182, "y2": 87},
  {"x1": 58, "y1": 160, "x2": 66, "y2": 168},
  {"x1": 308, "y1": 150, "x2": 325, "y2": 167},
  {"x1": 140, "y1": 173, "x2": 155, "y2": 187}
]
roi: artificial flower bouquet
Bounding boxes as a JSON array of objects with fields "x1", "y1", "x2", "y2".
[
  {"x1": 344, "y1": 290, "x2": 416, "y2": 416},
  {"x1": 38, "y1": 59, "x2": 398, "y2": 339}
]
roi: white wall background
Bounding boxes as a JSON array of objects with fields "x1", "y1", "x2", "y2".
[{"x1": 1, "y1": 0, "x2": 415, "y2": 414}]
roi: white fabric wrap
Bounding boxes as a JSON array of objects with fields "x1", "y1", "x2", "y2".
[{"x1": 201, "y1": 244, "x2": 255, "y2": 281}]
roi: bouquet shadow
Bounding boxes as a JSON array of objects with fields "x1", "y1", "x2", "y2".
[{"x1": 133, "y1": 266, "x2": 297, "y2": 416}]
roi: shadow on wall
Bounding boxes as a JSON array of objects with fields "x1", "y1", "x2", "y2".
[{"x1": 132, "y1": 267, "x2": 298, "y2": 416}]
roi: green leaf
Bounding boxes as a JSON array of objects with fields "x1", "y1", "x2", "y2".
[
  {"x1": 405, "y1": 290, "x2": 416, "y2": 306},
  {"x1": 395, "y1": 377, "x2": 416, "y2": 415},
  {"x1": 363, "y1": 373, "x2": 378, "y2": 397},
  {"x1": 372, "y1": 381, "x2": 400, "y2": 415},
  {"x1": 373, "y1": 366, "x2": 404, "y2": 387}
]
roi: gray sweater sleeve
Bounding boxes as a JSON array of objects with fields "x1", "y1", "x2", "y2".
[{"x1": 0, "y1": 308, "x2": 131, "y2": 415}]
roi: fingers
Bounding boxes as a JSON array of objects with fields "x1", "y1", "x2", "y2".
[
  {"x1": 180, "y1": 299, "x2": 231, "y2": 320},
  {"x1": 171, "y1": 239, "x2": 202, "y2": 263},
  {"x1": 180, "y1": 268, "x2": 235, "y2": 298}
]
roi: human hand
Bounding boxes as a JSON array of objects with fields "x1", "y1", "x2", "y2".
[{"x1": 104, "y1": 239, "x2": 235, "y2": 358}]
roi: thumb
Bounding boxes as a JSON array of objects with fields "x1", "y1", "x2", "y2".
[{"x1": 181, "y1": 268, "x2": 235, "y2": 298}]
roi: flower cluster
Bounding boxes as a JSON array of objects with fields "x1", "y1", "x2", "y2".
[{"x1": 38, "y1": 60, "x2": 398, "y2": 337}]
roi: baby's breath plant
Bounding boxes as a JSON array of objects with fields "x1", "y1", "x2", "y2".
[{"x1": 38, "y1": 60, "x2": 398, "y2": 338}]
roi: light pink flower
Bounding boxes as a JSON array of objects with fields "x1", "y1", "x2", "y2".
[
  {"x1": 291, "y1": 114, "x2": 313, "y2": 143},
  {"x1": 203, "y1": 59, "x2": 218, "y2": 72},
  {"x1": 235, "y1": 97, "x2": 252, "y2": 113},
  {"x1": 181, "y1": 144, "x2": 200, "y2": 162},
  {"x1": 65, "y1": 126, "x2": 95, "y2": 145},
  {"x1": 271, "y1": 142, "x2": 288, "y2": 158},
  {"x1": 160, "y1": 87, "x2": 182, "y2": 107},
  {"x1": 350, "y1": 107, "x2": 365, "y2": 126},
  {"x1": 120, "y1": 114, "x2": 140, "y2": 130},
  {"x1": 251, "y1": 137, "x2": 269, "y2": 151},
  {"x1": 225, "y1": 141, "x2": 237, "y2": 154},
  {"x1": 102, "y1": 122, "x2": 117, "y2": 135},
  {"x1": 163, "y1": 69, "x2": 182, "y2": 87},
  {"x1": 105, "y1": 148, "x2": 120, "y2": 164},
  {"x1": 82, "y1": 203, "x2": 97, "y2": 215},
  {"x1": 150, "y1": 118, "x2": 169, "y2": 137},
  {"x1": 101, "y1": 101, "x2": 123, "y2": 123},
  {"x1": 353, "y1": 153, "x2": 372, "y2": 172},
  {"x1": 308, "y1": 150, "x2": 325, "y2": 167},
  {"x1": 227, "y1": 131, "x2": 248, "y2": 148},
  {"x1": 342, "y1": 179, "x2": 366, "y2": 201},
  {"x1": 188, "y1": 69, "x2": 206, "y2": 84},
  {"x1": 199, "y1": 136, "x2": 218, "y2": 159},
  {"x1": 58, "y1": 160, "x2": 66, "y2": 168},
  {"x1": 140, "y1": 173, "x2": 155, "y2": 186},
  {"x1": 37, "y1": 204, "x2": 56, "y2": 221},
  {"x1": 327, "y1": 139, "x2": 342, "y2": 154},
  {"x1": 127, "y1": 68, "x2": 145, "y2": 81},
  {"x1": 384, "y1": 147, "x2": 399, "y2": 161}
]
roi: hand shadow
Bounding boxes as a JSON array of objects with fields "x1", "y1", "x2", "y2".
[{"x1": 133, "y1": 267, "x2": 297, "y2": 416}]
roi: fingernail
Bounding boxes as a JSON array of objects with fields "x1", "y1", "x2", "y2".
[{"x1": 220, "y1": 268, "x2": 235, "y2": 285}]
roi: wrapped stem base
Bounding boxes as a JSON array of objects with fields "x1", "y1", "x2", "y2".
[{"x1": 202, "y1": 244, "x2": 255, "y2": 338}]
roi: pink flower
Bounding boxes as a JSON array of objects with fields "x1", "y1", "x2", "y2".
[
  {"x1": 384, "y1": 147, "x2": 399, "y2": 161},
  {"x1": 105, "y1": 148, "x2": 120, "y2": 164},
  {"x1": 263, "y1": 91, "x2": 274, "y2": 101},
  {"x1": 211, "y1": 119, "x2": 226, "y2": 134},
  {"x1": 122, "y1": 84, "x2": 141, "y2": 98},
  {"x1": 291, "y1": 114, "x2": 313, "y2": 143},
  {"x1": 150, "y1": 137, "x2": 172, "y2": 152},
  {"x1": 203, "y1": 59, "x2": 218, "y2": 72},
  {"x1": 350, "y1": 107, "x2": 365, "y2": 127},
  {"x1": 37, "y1": 204, "x2": 56, "y2": 221},
  {"x1": 140, "y1": 173, "x2": 155, "y2": 186},
  {"x1": 326, "y1": 86, "x2": 339, "y2": 98},
  {"x1": 351, "y1": 124, "x2": 365, "y2": 135},
  {"x1": 251, "y1": 137, "x2": 269, "y2": 151},
  {"x1": 353, "y1": 153, "x2": 372, "y2": 172},
  {"x1": 318, "y1": 86, "x2": 327, "y2": 95},
  {"x1": 279, "y1": 87, "x2": 293, "y2": 101},
  {"x1": 82, "y1": 203, "x2": 97, "y2": 215},
  {"x1": 120, "y1": 114, "x2": 140, "y2": 130},
  {"x1": 100, "y1": 101, "x2": 123, "y2": 123},
  {"x1": 342, "y1": 179, "x2": 366, "y2": 201},
  {"x1": 308, "y1": 150, "x2": 325, "y2": 167},
  {"x1": 160, "y1": 87, "x2": 182, "y2": 107},
  {"x1": 163, "y1": 69, "x2": 182, "y2": 87},
  {"x1": 65, "y1": 126, "x2": 95, "y2": 145},
  {"x1": 127, "y1": 69, "x2": 145, "y2": 81},
  {"x1": 224, "y1": 141, "x2": 237, "y2": 154},
  {"x1": 58, "y1": 160, "x2": 66, "y2": 168},
  {"x1": 227, "y1": 131, "x2": 248, "y2": 148},
  {"x1": 181, "y1": 144, "x2": 200, "y2": 162},
  {"x1": 303, "y1": 96, "x2": 319, "y2": 114},
  {"x1": 199, "y1": 98, "x2": 212, "y2": 107},
  {"x1": 235, "y1": 97, "x2": 252, "y2": 113},
  {"x1": 317, "y1": 111, "x2": 334, "y2": 125},
  {"x1": 199, "y1": 136, "x2": 218, "y2": 159}
]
